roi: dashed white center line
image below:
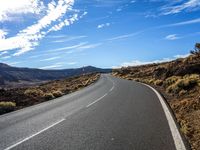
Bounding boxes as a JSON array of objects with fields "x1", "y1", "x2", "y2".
[
  {"x1": 86, "y1": 77, "x2": 115, "y2": 108},
  {"x1": 109, "y1": 86, "x2": 114, "y2": 92},
  {"x1": 4, "y1": 119, "x2": 65, "y2": 150},
  {"x1": 86, "y1": 93, "x2": 108, "y2": 108}
]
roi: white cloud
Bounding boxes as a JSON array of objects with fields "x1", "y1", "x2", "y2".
[
  {"x1": 1, "y1": 55, "x2": 11, "y2": 59},
  {"x1": 0, "y1": 0, "x2": 86, "y2": 56},
  {"x1": 48, "y1": 42, "x2": 101, "y2": 53},
  {"x1": 114, "y1": 58, "x2": 172, "y2": 68},
  {"x1": 97, "y1": 23, "x2": 110, "y2": 29},
  {"x1": 0, "y1": 0, "x2": 44, "y2": 22},
  {"x1": 77, "y1": 43, "x2": 102, "y2": 50},
  {"x1": 40, "y1": 63, "x2": 63, "y2": 69},
  {"x1": 49, "y1": 42, "x2": 88, "y2": 52},
  {"x1": 40, "y1": 56, "x2": 61, "y2": 62},
  {"x1": 174, "y1": 54, "x2": 190, "y2": 58},
  {"x1": 5, "y1": 61, "x2": 22, "y2": 66},
  {"x1": 107, "y1": 31, "x2": 143, "y2": 41},
  {"x1": 0, "y1": 29, "x2": 8, "y2": 39},
  {"x1": 163, "y1": 18, "x2": 200, "y2": 27},
  {"x1": 67, "y1": 62, "x2": 77, "y2": 65},
  {"x1": 165, "y1": 34, "x2": 180, "y2": 40},
  {"x1": 52, "y1": 35, "x2": 87, "y2": 43},
  {"x1": 48, "y1": 13, "x2": 79, "y2": 32},
  {"x1": 113, "y1": 53, "x2": 190, "y2": 68},
  {"x1": 0, "y1": 51, "x2": 8, "y2": 56},
  {"x1": 161, "y1": 0, "x2": 200, "y2": 15}
]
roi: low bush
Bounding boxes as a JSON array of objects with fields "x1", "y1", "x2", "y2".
[
  {"x1": 43, "y1": 93, "x2": 54, "y2": 100},
  {"x1": 52, "y1": 90, "x2": 63, "y2": 98},
  {"x1": 166, "y1": 74, "x2": 199, "y2": 94},
  {"x1": 164, "y1": 76, "x2": 180, "y2": 88},
  {"x1": 154, "y1": 79, "x2": 163, "y2": 86},
  {"x1": 24, "y1": 88, "x2": 44, "y2": 97},
  {"x1": 0, "y1": 101, "x2": 16, "y2": 114}
]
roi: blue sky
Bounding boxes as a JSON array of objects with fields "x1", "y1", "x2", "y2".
[{"x1": 0, "y1": 0, "x2": 199, "y2": 69}]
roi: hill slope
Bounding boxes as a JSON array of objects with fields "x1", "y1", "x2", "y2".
[
  {"x1": 0, "y1": 63, "x2": 111, "y2": 88},
  {"x1": 0, "y1": 73, "x2": 100, "y2": 115},
  {"x1": 113, "y1": 53, "x2": 200, "y2": 150}
]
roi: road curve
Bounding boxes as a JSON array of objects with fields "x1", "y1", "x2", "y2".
[{"x1": 0, "y1": 74, "x2": 187, "y2": 150}]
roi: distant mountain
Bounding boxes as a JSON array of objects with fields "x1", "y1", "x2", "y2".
[{"x1": 0, "y1": 63, "x2": 111, "y2": 88}]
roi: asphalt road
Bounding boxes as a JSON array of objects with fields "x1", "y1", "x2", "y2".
[{"x1": 0, "y1": 74, "x2": 187, "y2": 150}]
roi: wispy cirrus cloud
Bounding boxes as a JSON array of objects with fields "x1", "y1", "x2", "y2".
[
  {"x1": 49, "y1": 42, "x2": 102, "y2": 52},
  {"x1": 162, "y1": 17, "x2": 200, "y2": 27},
  {"x1": 107, "y1": 31, "x2": 143, "y2": 41},
  {"x1": 0, "y1": 51, "x2": 8, "y2": 56},
  {"x1": 0, "y1": 0, "x2": 87, "y2": 56},
  {"x1": 146, "y1": 0, "x2": 200, "y2": 17},
  {"x1": 77, "y1": 43, "x2": 102, "y2": 50},
  {"x1": 51, "y1": 35, "x2": 87, "y2": 43},
  {"x1": 67, "y1": 62, "x2": 77, "y2": 65},
  {"x1": 39, "y1": 56, "x2": 61, "y2": 62},
  {"x1": 165, "y1": 34, "x2": 180, "y2": 40},
  {"x1": 40, "y1": 62, "x2": 64, "y2": 70},
  {"x1": 1, "y1": 55, "x2": 11, "y2": 60},
  {"x1": 49, "y1": 42, "x2": 88, "y2": 52},
  {"x1": 161, "y1": 0, "x2": 200, "y2": 15}
]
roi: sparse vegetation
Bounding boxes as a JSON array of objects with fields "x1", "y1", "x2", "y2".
[
  {"x1": 24, "y1": 89, "x2": 44, "y2": 97},
  {"x1": 0, "y1": 101, "x2": 16, "y2": 114},
  {"x1": 52, "y1": 90, "x2": 63, "y2": 98},
  {"x1": 166, "y1": 74, "x2": 199, "y2": 95},
  {"x1": 0, "y1": 73, "x2": 100, "y2": 115},
  {"x1": 112, "y1": 43, "x2": 200, "y2": 150},
  {"x1": 154, "y1": 79, "x2": 163, "y2": 86},
  {"x1": 43, "y1": 93, "x2": 54, "y2": 100}
]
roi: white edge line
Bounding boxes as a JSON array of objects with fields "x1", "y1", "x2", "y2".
[
  {"x1": 4, "y1": 119, "x2": 65, "y2": 150},
  {"x1": 142, "y1": 83, "x2": 186, "y2": 150},
  {"x1": 86, "y1": 93, "x2": 108, "y2": 108}
]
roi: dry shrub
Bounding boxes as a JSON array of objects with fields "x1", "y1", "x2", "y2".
[
  {"x1": 0, "y1": 101, "x2": 16, "y2": 114},
  {"x1": 43, "y1": 93, "x2": 54, "y2": 100},
  {"x1": 24, "y1": 88, "x2": 44, "y2": 97},
  {"x1": 52, "y1": 90, "x2": 63, "y2": 98},
  {"x1": 166, "y1": 74, "x2": 199, "y2": 94},
  {"x1": 154, "y1": 79, "x2": 163, "y2": 86},
  {"x1": 164, "y1": 76, "x2": 181, "y2": 88},
  {"x1": 0, "y1": 101, "x2": 16, "y2": 107},
  {"x1": 148, "y1": 79, "x2": 155, "y2": 84}
]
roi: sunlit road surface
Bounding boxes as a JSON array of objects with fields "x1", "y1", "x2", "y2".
[{"x1": 0, "y1": 74, "x2": 187, "y2": 150}]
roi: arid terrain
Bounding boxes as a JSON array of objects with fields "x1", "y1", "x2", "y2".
[
  {"x1": 112, "y1": 44, "x2": 200, "y2": 150},
  {"x1": 0, "y1": 73, "x2": 100, "y2": 115},
  {"x1": 0, "y1": 64, "x2": 110, "y2": 88}
]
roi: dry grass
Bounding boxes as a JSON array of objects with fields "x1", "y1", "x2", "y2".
[
  {"x1": 0, "y1": 101, "x2": 16, "y2": 107},
  {"x1": 0, "y1": 101, "x2": 16, "y2": 114},
  {"x1": 166, "y1": 74, "x2": 199, "y2": 95},
  {"x1": 52, "y1": 90, "x2": 63, "y2": 98}
]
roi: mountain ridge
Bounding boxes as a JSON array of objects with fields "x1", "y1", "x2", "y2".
[{"x1": 0, "y1": 63, "x2": 111, "y2": 88}]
